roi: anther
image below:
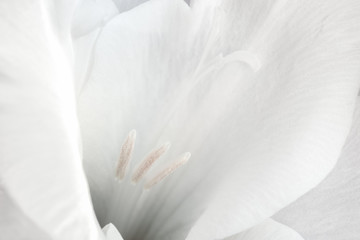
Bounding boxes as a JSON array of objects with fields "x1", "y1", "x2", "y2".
[
  {"x1": 132, "y1": 142, "x2": 171, "y2": 183},
  {"x1": 115, "y1": 130, "x2": 136, "y2": 180},
  {"x1": 144, "y1": 152, "x2": 191, "y2": 189}
]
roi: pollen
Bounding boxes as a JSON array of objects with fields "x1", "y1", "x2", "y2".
[
  {"x1": 115, "y1": 130, "x2": 190, "y2": 189},
  {"x1": 144, "y1": 152, "x2": 191, "y2": 189},
  {"x1": 116, "y1": 129, "x2": 136, "y2": 180},
  {"x1": 132, "y1": 142, "x2": 170, "y2": 183}
]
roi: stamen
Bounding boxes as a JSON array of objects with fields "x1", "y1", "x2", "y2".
[
  {"x1": 144, "y1": 152, "x2": 191, "y2": 189},
  {"x1": 115, "y1": 130, "x2": 136, "y2": 180},
  {"x1": 132, "y1": 142, "x2": 171, "y2": 183}
]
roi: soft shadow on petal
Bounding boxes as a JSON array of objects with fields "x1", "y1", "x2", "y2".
[
  {"x1": 78, "y1": 0, "x2": 360, "y2": 239},
  {"x1": 274, "y1": 97, "x2": 360, "y2": 240},
  {"x1": 78, "y1": 3, "x2": 193, "y2": 236},
  {"x1": 222, "y1": 219, "x2": 303, "y2": 240},
  {"x1": 0, "y1": 188, "x2": 51, "y2": 240},
  {"x1": 72, "y1": 0, "x2": 119, "y2": 38},
  {"x1": 111, "y1": 0, "x2": 149, "y2": 12},
  {"x1": 103, "y1": 223, "x2": 124, "y2": 240},
  {"x1": 0, "y1": 1, "x2": 102, "y2": 239},
  {"x1": 72, "y1": 0, "x2": 154, "y2": 95},
  {"x1": 72, "y1": 0, "x2": 118, "y2": 93}
]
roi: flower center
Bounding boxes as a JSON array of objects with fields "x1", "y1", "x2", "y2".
[
  {"x1": 103, "y1": 130, "x2": 191, "y2": 239},
  {"x1": 100, "y1": 50, "x2": 260, "y2": 239}
]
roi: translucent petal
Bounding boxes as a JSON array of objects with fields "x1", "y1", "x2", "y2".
[
  {"x1": 275, "y1": 97, "x2": 360, "y2": 240},
  {"x1": 0, "y1": 188, "x2": 51, "y2": 240},
  {"x1": 111, "y1": 0, "x2": 149, "y2": 12},
  {"x1": 103, "y1": 223, "x2": 124, "y2": 240},
  {"x1": 0, "y1": 1, "x2": 102, "y2": 239},
  {"x1": 72, "y1": 0, "x2": 118, "y2": 38},
  {"x1": 222, "y1": 219, "x2": 303, "y2": 240},
  {"x1": 71, "y1": 0, "x2": 152, "y2": 94}
]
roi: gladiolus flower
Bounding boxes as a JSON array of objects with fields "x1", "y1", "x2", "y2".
[{"x1": 1, "y1": 0, "x2": 359, "y2": 240}]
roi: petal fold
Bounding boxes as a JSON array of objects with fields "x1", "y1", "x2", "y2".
[
  {"x1": 222, "y1": 219, "x2": 303, "y2": 240},
  {"x1": 275, "y1": 97, "x2": 360, "y2": 239},
  {"x1": 0, "y1": 1, "x2": 102, "y2": 239},
  {"x1": 103, "y1": 223, "x2": 124, "y2": 240}
]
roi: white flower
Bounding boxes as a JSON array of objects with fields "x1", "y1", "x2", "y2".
[
  {"x1": 275, "y1": 97, "x2": 360, "y2": 239},
  {"x1": 0, "y1": 0, "x2": 359, "y2": 240}
]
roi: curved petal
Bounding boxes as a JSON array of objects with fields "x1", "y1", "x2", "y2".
[
  {"x1": 72, "y1": 0, "x2": 118, "y2": 94},
  {"x1": 71, "y1": 0, "x2": 154, "y2": 95},
  {"x1": 78, "y1": 0, "x2": 360, "y2": 239},
  {"x1": 274, "y1": 96, "x2": 360, "y2": 239},
  {"x1": 72, "y1": 0, "x2": 118, "y2": 38},
  {"x1": 0, "y1": 1, "x2": 102, "y2": 239},
  {"x1": 111, "y1": 0, "x2": 149, "y2": 12},
  {"x1": 222, "y1": 219, "x2": 303, "y2": 240},
  {"x1": 103, "y1": 223, "x2": 124, "y2": 240},
  {"x1": 0, "y1": 188, "x2": 51, "y2": 240}
]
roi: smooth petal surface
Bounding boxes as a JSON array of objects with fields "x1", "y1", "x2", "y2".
[
  {"x1": 72, "y1": 0, "x2": 118, "y2": 93},
  {"x1": 0, "y1": 188, "x2": 51, "y2": 240},
  {"x1": 103, "y1": 223, "x2": 124, "y2": 240},
  {"x1": 111, "y1": 0, "x2": 149, "y2": 12},
  {"x1": 72, "y1": 0, "x2": 118, "y2": 38},
  {"x1": 0, "y1": 1, "x2": 102, "y2": 239},
  {"x1": 78, "y1": 0, "x2": 360, "y2": 239},
  {"x1": 72, "y1": 0, "x2": 151, "y2": 94},
  {"x1": 274, "y1": 97, "x2": 360, "y2": 240},
  {"x1": 222, "y1": 219, "x2": 303, "y2": 240}
]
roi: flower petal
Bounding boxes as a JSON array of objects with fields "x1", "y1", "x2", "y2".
[
  {"x1": 0, "y1": 1, "x2": 102, "y2": 239},
  {"x1": 0, "y1": 188, "x2": 51, "y2": 240},
  {"x1": 72, "y1": 0, "x2": 118, "y2": 38},
  {"x1": 78, "y1": 0, "x2": 360, "y2": 239},
  {"x1": 103, "y1": 223, "x2": 124, "y2": 240},
  {"x1": 111, "y1": 0, "x2": 149, "y2": 12},
  {"x1": 274, "y1": 96, "x2": 360, "y2": 239},
  {"x1": 222, "y1": 219, "x2": 303, "y2": 240}
]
